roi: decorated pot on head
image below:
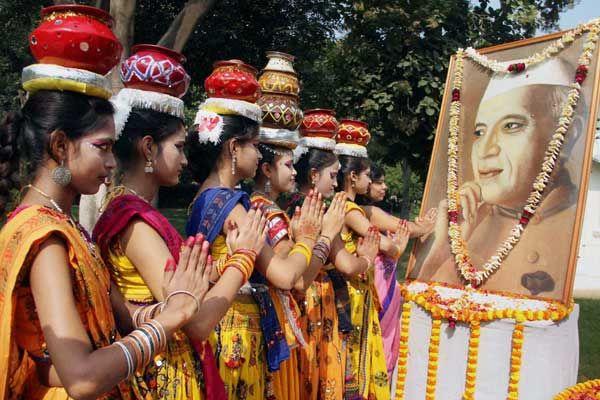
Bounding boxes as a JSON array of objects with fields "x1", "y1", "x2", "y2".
[
  {"x1": 120, "y1": 44, "x2": 190, "y2": 98},
  {"x1": 258, "y1": 51, "x2": 300, "y2": 97},
  {"x1": 292, "y1": 109, "x2": 339, "y2": 162},
  {"x1": 256, "y1": 52, "x2": 302, "y2": 150},
  {"x1": 204, "y1": 59, "x2": 261, "y2": 103},
  {"x1": 23, "y1": 4, "x2": 122, "y2": 99},
  {"x1": 111, "y1": 44, "x2": 190, "y2": 139},
  {"x1": 194, "y1": 59, "x2": 262, "y2": 145},
  {"x1": 334, "y1": 119, "x2": 371, "y2": 158}
]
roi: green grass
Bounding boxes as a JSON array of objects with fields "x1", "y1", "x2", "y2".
[
  {"x1": 161, "y1": 209, "x2": 599, "y2": 382},
  {"x1": 576, "y1": 298, "x2": 600, "y2": 381}
]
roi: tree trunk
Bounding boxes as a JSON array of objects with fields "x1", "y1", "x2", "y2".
[
  {"x1": 157, "y1": 0, "x2": 217, "y2": 52},
  {"x1": 401, "y1": 159, "x2": 412, "y2": 219},
  {"x1": 109, "y1": 0, "x2": 137, "y2": 92}
]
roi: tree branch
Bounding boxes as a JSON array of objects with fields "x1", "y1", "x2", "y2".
[
  {"x1": 157, "y1": 0, "x2": 217, "y2": 52},
  {"x1": 95, "y1": 0, "x2": 110, "y2": 11}
]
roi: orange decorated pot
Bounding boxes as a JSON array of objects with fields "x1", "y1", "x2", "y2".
[
  {"x1": 29, "y1": 5, "x2": 122, "y2": 75},
  {"x1": 258, "y1": 93, "x2": 303, "y2": 130},
  {"x1": 205, "y1": 59, "x2": 260, "y2": 103},
  {"x1": 300, "y1": 109, "x2": 339, "y2": 139},
  {"x1": 120, "y1": 44, "x2": 190, "y2": 98},
  {"x1": 336, "y1": 119, "x2": 371, "y2": 145}
]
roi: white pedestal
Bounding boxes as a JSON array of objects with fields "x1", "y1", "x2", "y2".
[{"x1": 394, "y1": 303, "x2": 579, "y2": 400}]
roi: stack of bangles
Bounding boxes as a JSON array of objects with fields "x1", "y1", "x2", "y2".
[
  {"x1": 113, "y1": 319, "x2": 166, "y2": 378},
  {"x1": 217, "y1": 248, "x2": 257, "y2": 283},
  {"x1": 313, "y1": 235, "x2": 332, "y2": 264},
  {"x1": 289, "y1": 241, "x2": 313, "y2": 266}
]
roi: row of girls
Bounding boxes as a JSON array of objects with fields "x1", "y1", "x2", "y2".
[{"x1": 0, "y1": 5, "x2": 435, "y2": 400}]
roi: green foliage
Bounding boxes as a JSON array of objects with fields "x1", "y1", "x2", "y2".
[{"x1": 382, "y1": 161, "x2": 424, "y2": 218}]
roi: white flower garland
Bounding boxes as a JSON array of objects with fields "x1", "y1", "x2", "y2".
[{"x1": 446, "y1": 20, "x2": 600, "y2": 287}]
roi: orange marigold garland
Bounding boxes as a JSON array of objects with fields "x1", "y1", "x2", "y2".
[
  {"x1": 507, "y1": 324, "x2": 524, "y2": 400},
  {"x1": 403, "y1": 281, "x2": 573, "y2": 324},
  {"x1": 425, "y1": 318, "x2": 442, "y2": 400},
  {"x1": 554, "y1": 379, "x2": 600, "y2": 400},
  {"x1": 395, "y1": 302, "x2": 412, "y2": 400},
  {"x1": 462, "y1": 321, "x2": 481, "y2": 400}
]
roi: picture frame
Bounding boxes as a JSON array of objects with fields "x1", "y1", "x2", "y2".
[{"x1": 406, "y1": 27, "x2": 600, "y2": 303}]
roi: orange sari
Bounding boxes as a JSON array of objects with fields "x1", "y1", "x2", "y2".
[{"x1": 0, "y1": 205, "x2": 143, "y2": 400}]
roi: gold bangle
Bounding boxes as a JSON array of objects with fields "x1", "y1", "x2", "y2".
[{"x1": 290, "y1": 242, "x2": 312, "y2": 266}]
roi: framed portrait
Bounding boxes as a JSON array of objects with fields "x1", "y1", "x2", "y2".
[{"x1": 406, "y1": 26, "x2": 600, "y2": 303}]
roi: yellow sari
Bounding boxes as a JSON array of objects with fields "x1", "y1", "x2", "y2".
[
  {"x1": 0, "y1": 205, "x2": 143, "y2": 400},
  {"x1": 208, "y1": 235, "x2": 267, "y2": 400},
  {"x1": 342, "y1": 201, "x2": 390, "y2": 400}
]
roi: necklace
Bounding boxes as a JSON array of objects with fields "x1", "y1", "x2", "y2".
[
  {"x1": 446, "y1": 20, "x2": 599, "y2": 287},
  {"x1": 25, "y1": 184, "x2": 100, "y2": 257}
]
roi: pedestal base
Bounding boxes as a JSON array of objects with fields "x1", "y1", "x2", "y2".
[{"x1": 393, "y1": 303, "x2": 579, "y2": 399}]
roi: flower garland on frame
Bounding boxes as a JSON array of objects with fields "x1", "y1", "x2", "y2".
[{"x1": 446, "y1": 20, "x2": 600, "y2": 287}]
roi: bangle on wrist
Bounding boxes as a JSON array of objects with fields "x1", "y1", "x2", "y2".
[
  {"x1": 164, "y1": 290, "x2": 200, "y2": 313},
  {"x1": 359, "y1": 255, "x2": 373, "y2": 271}
]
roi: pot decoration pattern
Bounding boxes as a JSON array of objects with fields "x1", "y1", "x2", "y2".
[
  {"x1": 29, "y1": 5, "x2": 122, "y2": 75},
  {"x1": 334, "y1": 119, "x2": 371, "y2": 158},
  {"x1": 258, "y1": 93, "x2": 303, "y2": 130},
  {"x1": 258, "y1": 70, "x2": 299, "y2": 96},
  {"x1": 336, "y1": 119, "x2": 371, "y2": 145},
  {"x1": 204, "y1": 60, "x2": 261, "y2": 102},
  {"x1": 300, "y1": 109, "x2": 339, "y2": 139},
  {"x1": 120, "y1": 44, "x2": 190, "y2": 98}
]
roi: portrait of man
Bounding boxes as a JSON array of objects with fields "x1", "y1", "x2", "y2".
[{"x1": 408, "y1": 35, "x2": 599, "y2": 302}]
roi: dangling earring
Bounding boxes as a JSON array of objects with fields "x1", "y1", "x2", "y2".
[
  {"x1": 231, "y1": 153, "x2": 237, "y2": 175},
  {"x1": 264, "y1": 179, "x2": 271, "y2": 195},
  {"x1": 145, "y1": 159, "x2": 154, "y2": 174},
  {"x1": 351, "y1": 180, "x2": 356, "y2": 189},
  {"x1": 52, "y1": 160, "x2": 72, "y2": 186},
  {"x1": 311, "y1": 178, "x2": 317, "y2": 188}
]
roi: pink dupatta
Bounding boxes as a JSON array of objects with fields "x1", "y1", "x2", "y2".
[{"x1": 373, "y1": 253, "x2": 403, "y2": 377}]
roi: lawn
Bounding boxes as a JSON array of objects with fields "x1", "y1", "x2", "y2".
[{"x1": 161, "y1": 208, "x2": 599, "y2": 383}]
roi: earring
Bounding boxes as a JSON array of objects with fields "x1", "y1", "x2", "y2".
[
  {"x1": 311, "y1": 178, "x2": 317, "y2": 188},
  {"x1": 51, "y1": 160, "x2": 72, "y2": 186},
  {"x1": 145, "y1": 159, "x2": 154, "y2": 174},
  {"x1": 264, "y1": 179, "x2": 271, "y2": 195},
  {"x1": 231, "y1": 153, "x2": 237, "y2": 175},
  {"x1": 351, "y1": 181, "x2": 356, "y2": 188}
]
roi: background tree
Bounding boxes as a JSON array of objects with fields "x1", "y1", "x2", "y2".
[{"x1": 0, "y1": 0, "x2": 577, "y2": 214}]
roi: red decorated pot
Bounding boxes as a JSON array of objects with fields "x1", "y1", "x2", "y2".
[
  {"x1": 29, "y1": 5, "x2": 122, "y2": 75},
  {"x1": 300, "y1": 109, "x2": 339, "y2": 139},
  {"x1": 258, "y1": 93, "x2": 303, "y2": 130},
  {"x1": 337, "y1": 119, "x2": 371, "y2": 145},
  {"x1": 120, "y1": 44, "x2": 190, "y2": 98},
  {"x1": 205, "y1": 60, "x2": 261, "y2": 103}
]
